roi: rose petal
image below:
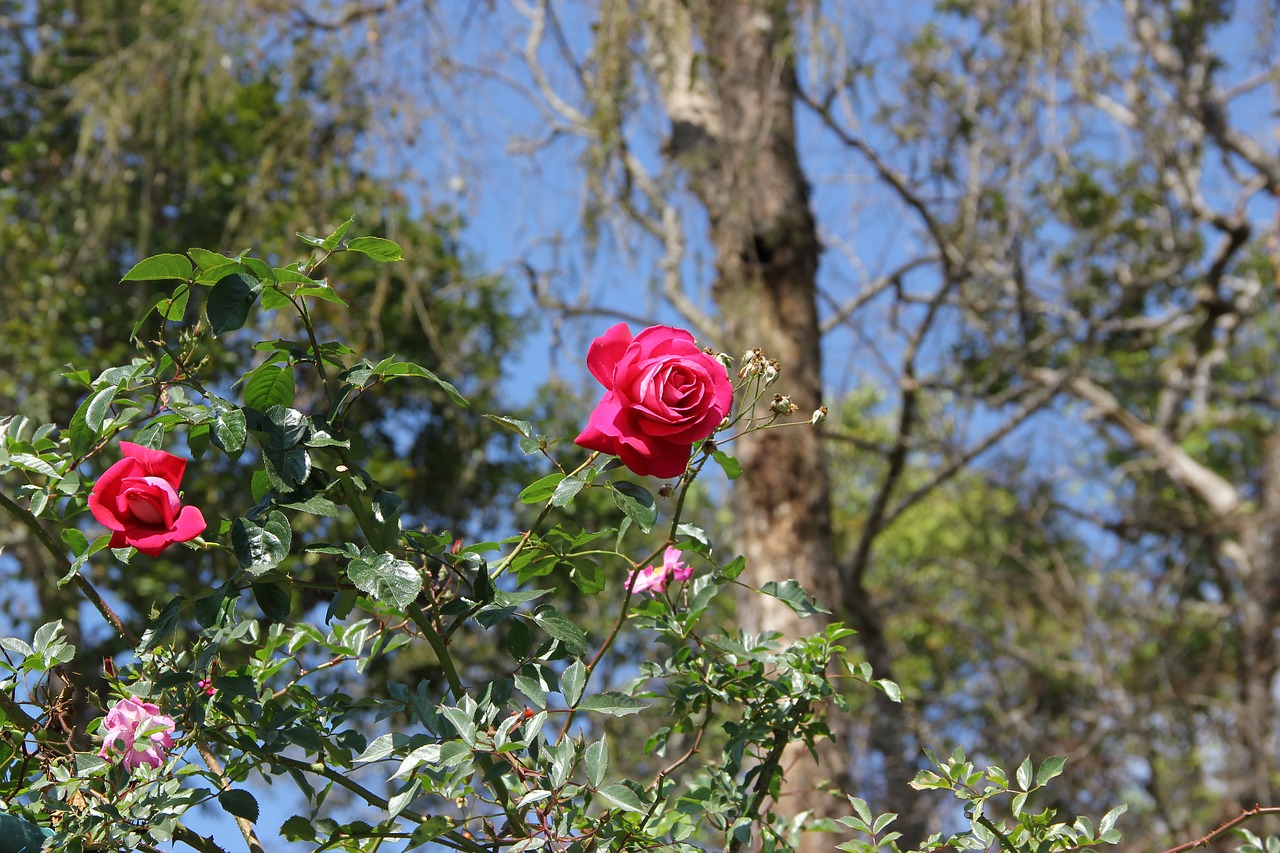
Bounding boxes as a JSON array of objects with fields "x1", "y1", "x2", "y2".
[
  {"x1": 125, "y1": 528, "x2": 181, "y2": 558},
  {"x1": 88, "y1": 458, "x2": 143, "y2": 531},
  {"x1": 170, "y1": 505, "x2": 207, "y2": 544},
  {"x1": 120, "y1": 441, "x2": 187, "y2": 487},
  {"x1": 586, "y1": 324, "x2": 634, "y2": 389},
  {"x1": 574, "y1": 390, "x2": 626, "y2": 456},
  {"x1": 615, "y1": 434, "x2": 691, "y2": 479}
]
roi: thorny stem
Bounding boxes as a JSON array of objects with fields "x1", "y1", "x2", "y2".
[{"x1": 975, "y1": 814, "x2": 1020, "y2": 853}]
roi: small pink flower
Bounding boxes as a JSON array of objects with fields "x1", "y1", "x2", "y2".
[
  {"x1": 99, "y1": 696, "x2": 177, "y2": 772},
  {"x1": 626, "y1": 547, "x2": 693, "y2": 596}
]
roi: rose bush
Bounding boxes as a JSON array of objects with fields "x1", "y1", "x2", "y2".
[
  {"x1": 97, "y1": 696, "x2": 177, "y2": 772},
  {"x1": 87, "y1": 441, "x2": 205, "y2": 557},
  {"x1": 574, "y1": 323, "x2": 733, "y2": 478}
]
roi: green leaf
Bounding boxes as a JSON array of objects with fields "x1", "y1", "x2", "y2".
[
  {"x1": 122, "y1": 253, "x2": 194, "y2": 282},
  {"x1": 408, "y1": 817, "x2": 452, "y2": 847},
  {"x1": 243, "y1": 364, "x2": 296, "y2": 410},
  {"x1": 68, "y1": 384, "x2": 117, "y2": 457},
  {"x1": 759, "y1": 579, "x2": 829, "y2": 618},
  {"x1": 252, "y1": 582, "x2": 291, "y2": 623},
  {"x1": 322, "y1": 217, "x2": 355, "y2": 250},
  {"x1": 387, "y1": 779, "x2": 420, "y2": 819},
  {"x1": 1035, "y1": 755, "x2": 1066, "y2": 786},
  {"x1": 206, "y1": 274, "x2": 259, "y2": 336},
  {"x1": 560, "y1": 661, "x2": 587, "y2": 706},
  {"x1": 1016, "y1": 755, "x2": 1032, "y2": 791},
  {"x1": 218, "y1": 789, "x2": 259, "y2": 823},
  {"x1": 272, "y1": 267, "x2": 318, "y2": 286},
  {"x1": 211, "y1": 408, "x2": 247, "y2": 456},
  {"x1": 507, "y1": 621, "x2": 534, "y2": 660},
  {"x1": 347, "y1": 236, "x2": 404, "y2": 262},
  {"x1": 611, "y1": 481, "x2": 656, "y2": 532},
  {"x1": 551, "y1": 475, "x2": 586, "y2": 507},
  {"x1": 532, "y1": 605, "x2": 588, "y2": 657},
  {"x1": 519, "y1": 473, "x2": 565, "y2": 504},
  {"x1": 348, "y1": 553, "x2": 422, "y2": 609},
  {"x1": 1099, "y1": 804, "x2": 1126, "y2": 836},
  {"x1": 595, "y1": 784, "x2": 645, "y2": 814},
  {"x1": 280, "y1": 816, "x2": 317, "y2": 842},
  {"x1": 875, "y1": 679, "x2": 902, "y2": 703},
  {"x1": 354, "y1": 732, "x2": 411, "y2": 763},
  {"x1": 373, "y1": 359, "x2": 469, "y2": 407},
  {"x1": 231, "y1": 511, "x2": 293, "y2": 576},
  {"x1": 159, "y1": 285, "x2": 190, "y2": 321},
  {"x1": 576, "y1": 692, "x2": 646, "y2": 716},
  {"x1": 585, "y1": 736, "x2": 608, "y2": 788},
  {"x1": 138, "y1": 597, "x2": 184, "y2": 652},
  {"x1": 720, "y1": 555, "x2": 746, "y2": 580},
  {"x1": 187, "y1": 247, "x2": 236, "y2": 271},
  {"x1": 514, "y1": 674, "x2": 548, "y2": 709},
  {"x1": 483, "y1": 415, "x2": 534, "y2": 438},
  {"x1": 712, "y1": 449, "x2": 742, "y2": 479},
  {"x1": 297, "y1": 283, "x2": 346, "y2": 306}
]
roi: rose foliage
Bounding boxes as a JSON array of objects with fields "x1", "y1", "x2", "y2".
[{"x1": 0, "y1": 223, "x2": 1128, "y2": 853}]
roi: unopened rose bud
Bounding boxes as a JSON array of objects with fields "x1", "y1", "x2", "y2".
[{"x1": 811, "y1": 406, "x2": 828, "y2": 426}]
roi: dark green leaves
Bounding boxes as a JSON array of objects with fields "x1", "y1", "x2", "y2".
[
  {"x1": 218, "y1": 789, "x2": 260, "y2": 822},
  {"x1": 211, "y1": 408, "x2": 247, "y2": 456},
  {"x1": 207, "y1": 274, "x2": 260, "y2": 336},
  {"x1": 532, "y1": 605, "x2": 588, "y2": 657},
  {"x1": 611, "y1": 481, "x2": 656, "y2": 532},
  {"x1": 232, "y1": 511, "x2": 293, "y2": 576},
  {"x1": 348, "y1": 552, "x2": 422, "y2": 609}
]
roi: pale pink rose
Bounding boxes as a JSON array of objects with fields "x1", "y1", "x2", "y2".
[
  {"x1": 575, "y1": 324, "x2": 733, "y2": 479},
  {"x1": 99, "y1": 696, "x2": 177, "y2": 772},
  {"x1": 89, "y1": 442, "x2": 206, "y2": 557},
  {"x1": 626, "y1": 547, "x2": 693, "y2": 595}
]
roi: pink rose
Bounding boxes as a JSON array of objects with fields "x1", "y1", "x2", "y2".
[
  {"x1": 627, "y1": 547, "x2": 693, "y2": 595},
  {"x1": 575, "y1": 324, "x2": 733, "y2": 478},
  {"x1": 88, "y1": 441, "x2": 206, "y2": 557},
  {"x1": 98, "y1": 696, "x2": 177, "y2": 772}
]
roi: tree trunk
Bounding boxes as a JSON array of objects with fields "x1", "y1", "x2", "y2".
[{"x1": 651, "y1": 2, "x2": 849, "y2": 847}]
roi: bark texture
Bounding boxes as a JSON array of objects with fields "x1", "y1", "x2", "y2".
[{"x1": 650, "y1": 2, "x2": 851, "y2": 847}]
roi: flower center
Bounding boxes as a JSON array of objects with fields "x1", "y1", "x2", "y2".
[{"x1": 121, "y1": 477, "x2": 180, "y2": 526}]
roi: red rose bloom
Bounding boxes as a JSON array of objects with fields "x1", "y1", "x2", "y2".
[
  {"x1": 574, "y1": 324, "x2": 733, "y2": 478},
  {"x1": 88, "y1": 442, "x2": 206, "y2": 557}
]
